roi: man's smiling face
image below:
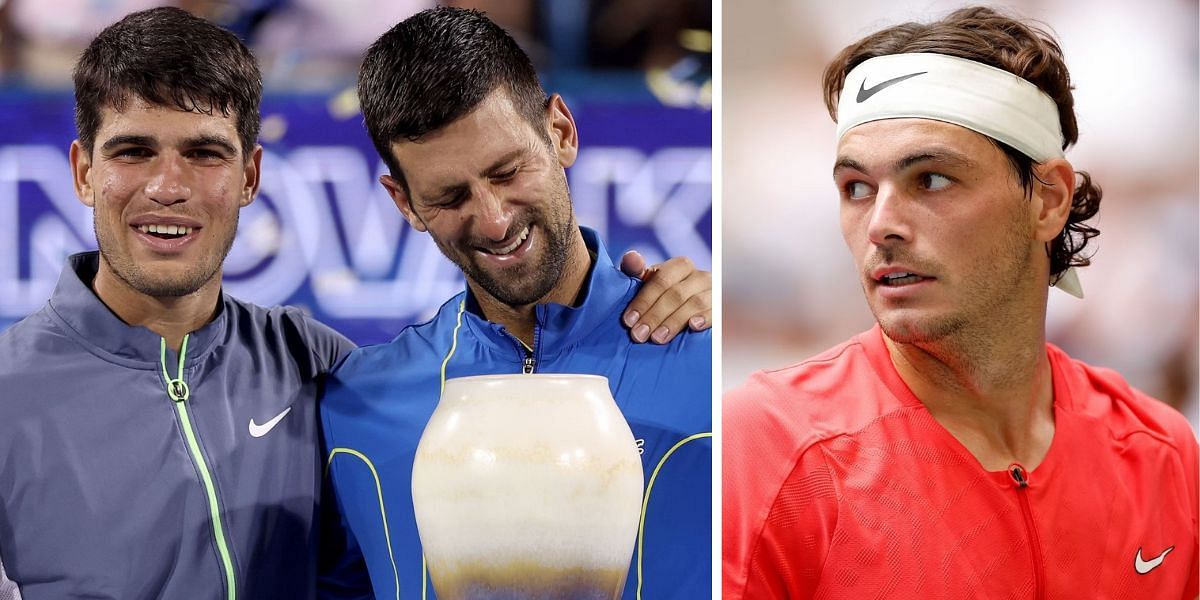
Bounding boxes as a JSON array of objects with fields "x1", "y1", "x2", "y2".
[
  {"x1": 386, "y1": 88, "x2": 579, "y2": 309},
  {"x1": 72, "y1": 97, "x2": 260, "y2": 298}
]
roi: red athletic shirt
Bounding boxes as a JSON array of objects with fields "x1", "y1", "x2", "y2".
[{"x1": 724, "y1": 325, "x2": 1199, "y2": 599}]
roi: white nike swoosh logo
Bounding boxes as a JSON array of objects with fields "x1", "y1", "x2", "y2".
[
  {"x1": 1134, "y1": 545, "x2": 1174, "y2": 574},
  {"x1": 249, "y1": 406, "x2": 293, "y2": 438}
]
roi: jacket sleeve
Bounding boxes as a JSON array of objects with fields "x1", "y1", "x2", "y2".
[{"x1": 723, "y1": 374, "x2": 838, "y2": 600}]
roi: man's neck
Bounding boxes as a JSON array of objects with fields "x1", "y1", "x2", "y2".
[
  {"x1": 884, "y1": 302, "x2": 1056, "y2": 472},
  {"x1": 92, "y1": 261, "x2": 222, "y2": 352},
  {"x1": 471, "y1": 229, "x2": 592, "y2": 348}
]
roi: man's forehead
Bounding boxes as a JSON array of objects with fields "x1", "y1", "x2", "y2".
[
  {"x1": 97, "y1": 96, "x2": 238, "y2": 136},
  {"x1": 391, "y1": 121, "x2": 542, "y2": 192},
  {"x1": 99, "y1": 95, "x2": 237, "y2": 126},
  {"x1": 836, "y1": 118, "x2": 996, "y2": 165}
]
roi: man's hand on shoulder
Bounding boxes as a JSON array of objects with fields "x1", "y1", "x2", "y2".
[{"x1": 619, "y1": 251, "x2": 712, "y2": 344}]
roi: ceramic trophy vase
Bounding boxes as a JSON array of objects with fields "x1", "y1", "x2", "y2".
[{"x1": 411, "y1": 374, "x2": 644, "y2": 600}]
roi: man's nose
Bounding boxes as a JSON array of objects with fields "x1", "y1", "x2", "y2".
[
  {"x1": 143, "y1": 154, "x2": 191, "y2": 206},
  {"x1": 866, "y1": 185, "x2": 912, "y2": 247},
  {"x1": 473, "y1": 187, "x2": 513, "y2": 241}
]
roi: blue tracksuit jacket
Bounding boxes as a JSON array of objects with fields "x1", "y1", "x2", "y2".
[{"x1": 320, "y1": 228, "x2": 712, "y2": 599}]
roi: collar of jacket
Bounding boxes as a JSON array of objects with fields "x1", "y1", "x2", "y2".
[
  {"x1": 46, "y1": 251, "x2": 229, "y2": 368},
  {"x1": 460, "y1": 227, "x2": 639, "y2": 359}
]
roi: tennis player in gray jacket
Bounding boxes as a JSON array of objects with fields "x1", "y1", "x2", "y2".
[{"x1": 0, "y1": 8, "x2": 354, "y2": 599}]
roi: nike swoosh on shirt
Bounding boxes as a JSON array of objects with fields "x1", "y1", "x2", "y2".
[
  {"x1": 856, "y1": 71, "x2": 927, "y2": 103},
  {"x1": 249, "y1": 406, "x2": 293, "y2": 438},
  {"x1": 1134, "y1": 545, "x2": 1174, "y2": 574}
]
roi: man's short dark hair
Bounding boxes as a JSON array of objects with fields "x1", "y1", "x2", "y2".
[
  {"x1": 822, "y1": 6, "x2": 1101, "y2": 282},
  {"x1": 356, "y1": 7, "x2": 549, "y2": 188},
  {"x1": 73, "y1": 7, "x2": 263, "y2": 158}
]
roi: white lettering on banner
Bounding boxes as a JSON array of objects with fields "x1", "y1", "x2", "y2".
[
  {"x1": 648, "y1": 149, "x2": 712, "y2": 272},
  {"x1": 0, "y1": 145, "x2": 712, "y2": 322},
  {"x1": 570, "y1": 147, "x2": 712, "y2": 271},
  {"x1": 0, "y1": 145, "x2": 92, "y2": 314},
  {"x1": 290, "y1": 147, "x2": 401, "y2": 277},
  {"x1": 224, "y1": 148, "x2": 325, "y2": 306},
  {"x1": 278, "y1": 148, "x2": 463, "y2": 319}
]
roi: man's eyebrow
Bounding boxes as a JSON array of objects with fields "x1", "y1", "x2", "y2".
[
  {"x1": 832, "y1": 149, "x2": 977, "y2": 178},
  {"x1": 894, "y1": 149, "x2": 976, "y2": 172},
  {"x1": 98, "y1": 134, "x2": 240, "y2": 156},
  {"x1": 832, "y1": 157, "x2": 866, "y2": 178},
  {"x1": 100, "y1": 135, "x2": 156, "y2": 152},
  {"x1": 482, "y1": 148, "x2": 525, "y2": 175},
  {"x1": 423, "y1": 148, "x2": 527, "y2": 203},
  {"x1": 425, "y1": 182, "x2": 470, "y2": 205},
  {"x1": 184, "y1": 135, "x2": 239, "y2": 156}
]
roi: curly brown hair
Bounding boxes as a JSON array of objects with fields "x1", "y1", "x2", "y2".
[{"x1": 821, "y1": 6, "x2": 1100, "y2": 282}]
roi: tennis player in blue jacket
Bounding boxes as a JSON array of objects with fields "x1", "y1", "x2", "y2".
[{"x1": 320, "y1": 7, "x2": 712, "y2": 600}]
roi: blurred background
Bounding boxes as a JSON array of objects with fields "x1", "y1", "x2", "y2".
[
  {"x1": 0, "y1": 0, "x2": 711, "y2": 345},
  {"x1": 723, "y1": 0, "x2": 1199, "y2": 431}
]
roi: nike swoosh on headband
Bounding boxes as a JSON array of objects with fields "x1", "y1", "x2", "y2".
[{"x1": 856, "y1": 71, "x2": 927, "y2": 103}]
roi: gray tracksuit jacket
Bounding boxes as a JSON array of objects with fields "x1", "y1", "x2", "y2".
[{"x1": 0, "y1": 252, "x2": 354, "y2": 599}]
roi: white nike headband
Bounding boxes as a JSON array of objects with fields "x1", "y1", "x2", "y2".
[
  {"x1": 836, "y1": 52, "x2": 1084, "y2": 298},
  {"x1": 836, "y1": 53, "x2": 1066, "y2": 162}
]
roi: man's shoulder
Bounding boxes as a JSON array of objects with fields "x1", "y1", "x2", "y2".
[
  {"x1": 321, "y1": 296, "x2": 467, "y2": 447},
  {"x1": 0, "y1": 308, "x2": 106, "y2": 423},
  {"x1": 1051, "y1": 344, "x2": 1196, "y2": 451},
  {"x1": 0, "y1": 306, "x2": 69, "y2": 373},
  {"x1": 331, "y1": 292, "x2": 468, "y2": 384},
  {"x1": 222, "y1": 295, "x2": 335, "y2": 339},
  {"x1": 724, "y1": 330, "x2": 905, "y2": 450},
  {"x1": 583, "y1": 273, "x2": 711, "y2": 358},
  {"x1": 625, "y1": 324, "x2": 711, "y2": 362},
  {"x1": 221, "y1": 295, "x2": 355, "y2": 370}
]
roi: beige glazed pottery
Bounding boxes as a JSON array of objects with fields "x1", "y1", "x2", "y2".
[{"x1": 411, "y1": 374, "x2": 644, "y2": 600}]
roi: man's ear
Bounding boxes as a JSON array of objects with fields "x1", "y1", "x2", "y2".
[
  {"x1": 1032, "y1": 158, "x2": 1075, "y2": 243},
  {"x1": 240, "y1": 144, "x2": 263, "y2": 207},
  {"x1": 545, "y1": 94, "x2": 578, "y2": 169},
  {"x1": 70, "y1": 140, "x2": 95, "y2": 207},
  {"x1": 380, "y1": 174, "x2": 426, "y2": 232}
]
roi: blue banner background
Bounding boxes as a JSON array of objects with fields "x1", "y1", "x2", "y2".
[{"x1": 0, "y1": 93, "x2": 711, "y2": 345}]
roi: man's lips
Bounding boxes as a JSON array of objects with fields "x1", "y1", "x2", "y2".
[
  {"x1": 128, "y1": 215, "x2": 203, "y2": 250},
  {"x1": 473, "y1": 225, "x2": 536, "y2": 268},
  {"x1": 475, "y1": 225, "x2": 531, "y2": 256},
  {"x1": 129, "y1": 215, "x2": 203, "y2": 228},
  {"x1": 870, "y1": 266, "x2": 935, "y2": 286},
  {"x1": 129, "y1": 215, "x2": 203, "y2": 238},
  {"x1": 133, "y1": 223, "x2": 199, "y2": 236}
]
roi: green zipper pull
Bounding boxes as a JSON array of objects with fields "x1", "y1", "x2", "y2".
[{"x1": 160, "y1": 335, "x2": 192, "y2": 402}]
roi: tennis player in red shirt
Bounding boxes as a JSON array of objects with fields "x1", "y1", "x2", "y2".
[{"x1": 723, "y1": 7, "x2": 1198, "y2": 599}]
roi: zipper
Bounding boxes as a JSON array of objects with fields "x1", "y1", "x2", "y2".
[
  {"x1": 1008, "y1": 464, "x2": 1044, "y2": 600},
  {"x1": 160, "y1": 336, "x2": 237, "y2": 600},
  {"x1": 515, "y1": 319, "x2": 541, "y2": 374}
]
